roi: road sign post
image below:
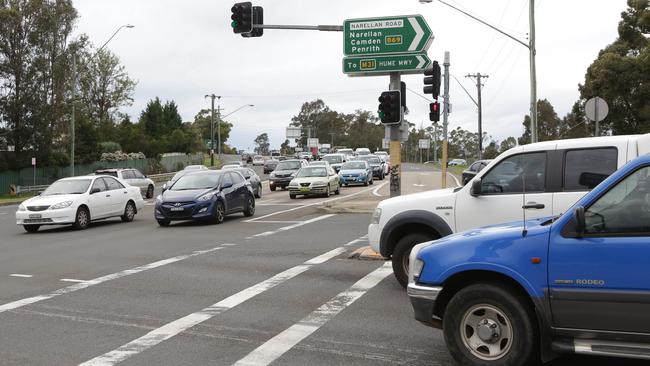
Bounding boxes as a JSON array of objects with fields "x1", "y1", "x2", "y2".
[{"x1": 585, "y1": 97, "x2": 608, "y2": 137}]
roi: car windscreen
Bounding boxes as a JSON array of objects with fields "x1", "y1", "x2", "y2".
[
  {"x1": 42, "y1": 179, "x2": 92, "y2": 195},
  {"x1": 322, "y1": 155, "x2": 343, "y2": 163},
  {"x1": 367, "y1": 157, "x2": 381, "y2": 164},
  {"x1": 171, "y1": 171, "x2": 186, "y2": 182},
  {"x1": 276, "y1": 161, "x2": 301, "y2": 170},
  {"x1": 342, "y1": 162, "x2": 366, "y2": 170},
  {"x1": 171, "y1": 174, "x2": 221, "y2": 191},
  {"x1": 297, "y1": 167, "x2": 327, "y2": 177}
]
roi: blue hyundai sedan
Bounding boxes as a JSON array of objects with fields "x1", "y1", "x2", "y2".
[
  {"x1": 155, "y1": 170, "x2": 255, "y2": 226},
  {"x1": 338, "y1": 161, "x2": 373, "y2": 186}
]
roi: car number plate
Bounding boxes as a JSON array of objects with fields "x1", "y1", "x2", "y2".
[
  {"x1": 29, "y1": 214, "x2": 42, "y2": 219},
  {"x1": 170, "y1": 207, "x2": 184, "y2": 211},
  {"x1": 300, "y1": 187, "x2": 310, "y2": 192}
]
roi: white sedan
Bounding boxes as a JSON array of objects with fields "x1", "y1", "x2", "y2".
[{"x1": 16, "y1": 175, "x2": 145, "y2": 233}]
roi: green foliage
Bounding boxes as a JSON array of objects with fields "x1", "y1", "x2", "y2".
[
  {"x1": 519, "y1": 99, "x2": 563, "y2": 144},
  {"x1": 98, "y1": 141, "x2": 122, "y2": 153},
  {"x1": 193, "y1": 109, "x2": 233, "y2": 152},
  {"x1": 74, "y1": 116, "x2": 99, "y2": 164},
  {"x1": 579, "y1": 0, "x2": 650, "y2": 134},
  {"x1": 483, "y1": 141, "x2": 500, "y2": 159},
  {"x1": 254, "y1": 133, "x2": 270, "y2": 155}
]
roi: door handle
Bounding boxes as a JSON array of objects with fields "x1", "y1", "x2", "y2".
[
  {"x1": 123, "y1": 191, "x2": 127, "y2": 194},
  {"x1": 106, "y1": 194, "x2": 111, "y2": 197},
  {"x1": 523, "y1": 203, "x2": 545, "y2": 209}
]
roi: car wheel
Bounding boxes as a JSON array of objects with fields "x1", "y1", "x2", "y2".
[
  {"x1": 157, "y1": 220, "x2": 170, "y2": 227},
  {"x1": 443, "y1": 283, "x2": 538, "y2": 366},
  {"x1": 121, "y1": 201, "x2": 136, "y2": 222},
  {"x1": 392, "y1": 233, "x2": 431, "y2": 288},
  {"x1": 72, "y1": 206, "x2": 90, "y2": 230},
  {"x1": 335, "y1": 184, "x2": 340, "y2": 195},
  {"x1": 270, "y1": 186, "x2": 276, "y2": 192},
  {"x1": 145, "y1": 185, "x2": 154, "y2": 199},
  {"x1": 255, "y1": 184, "x2": 262, "y2": 198},
  {"x1": 243, "y1": 195, "x2": 255, "y2": 217},
  {"x1": 289, "y1": 193, "x2": 296, "y2": 199},
  {"x1": 23, "y1": 225, "x2": 40, "y2": 233},
  {"x1": 364, "y1": 179, "x2": 369, "y2": 187},
  {"x1": 324, "y1": 185, "x2": 331, "y2": 198},
  {"x1": 213, "y1": 200, "x2": 225, "y2": 224},
  {"x1": 369, "y1": 177, "x2": 374, "y2": 185}
]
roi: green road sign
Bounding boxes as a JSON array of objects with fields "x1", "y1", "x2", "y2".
[
  {"x1": 343, "y1": 53, "x2": 431, "y2": 76},
  {"x1": 344, "y1": 15, "x2": 433, "y2": 56}
]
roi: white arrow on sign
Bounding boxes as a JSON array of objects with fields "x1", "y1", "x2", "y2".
[
  {"x1": 408, "y1": 17, "x2": 424, "y2": 51},
  {"x1": 416, "y1": 55, "x2": 426, "y2": 69}
]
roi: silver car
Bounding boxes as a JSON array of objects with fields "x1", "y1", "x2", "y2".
[{"x1": 95, "y1": 168, "x2": 155, "y2": 198}]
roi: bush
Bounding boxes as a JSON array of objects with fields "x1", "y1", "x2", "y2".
[
  {"x1": 99, "y1": 141, "x2": 122, "y2": 153},
  {"x1": 100, "y1": 150, "x2": 146, "y2": 162}
]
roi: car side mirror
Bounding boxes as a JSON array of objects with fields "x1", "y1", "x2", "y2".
[
  {"x1": 221, "y1": 182, "x2": 233, "y2": 189},
  {"x1": 574, "y1": 206, "x2": 585, "y2": 238},
  {"x1": 470, "y1": 179, "x2": 482, "y2": 197},
  {"x1": 90, "y1": 187, "x2": 101, "y2": 194},
  {"x1": 162, "y1": 183, "x2": 168, "y2": 192}
]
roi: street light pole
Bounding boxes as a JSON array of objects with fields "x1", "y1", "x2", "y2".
[{"x1": 420, "y1": 0, "x2": 538, "y2": 142}]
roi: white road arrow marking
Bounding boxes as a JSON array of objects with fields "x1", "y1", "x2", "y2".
[
  {"x1": 408, "y1": 17, "x2": 424, "y2": 51},
  {"x1": 416, "y1": 55, "x2": 426, "y2": 69}
]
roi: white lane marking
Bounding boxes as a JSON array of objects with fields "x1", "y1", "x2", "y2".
[
  {"x1": 344, "y1": 235, "x2": 368, "y2": 247},
  {"x1": 413, "y1": 184, "x2": 426, "y2": 187},
  {"x1": 372, "y1": 182, "x2": 388, "y2": 197},
  {"x1": 60, "y1": 279, "x2": 87, "y2": 283},
  {"x1": 447, "y1": 172, "x2": 461, "y2": 187},
  {"x1": 0, "y1": 212, "x2": 8, "y2": 215},
  {"x1": 9, "y1": 274, "x2": 32, "y2": 278},
  {"x1": 245, "y1": 214, "x2": 336, "y2": 240},
  {"x1": 232, "y1": 263, "x2": 393, "y2": 366},
  {"x1": 244, "y1": 185, "x2": 379, "y2": 223},
  {"x1": 79, "y1": 242, "x2": 357, "y2": 366},
  {"x1": 256, "y1": 203, "x2": 304, "y2": 206},
  {"x1": 221, "y1": 243, "x2": 238, "y2": 247},
  {"x1": 0, "y1": 247, "x2": 224, "y2": 314},
  {"x1": 249, "y1": 220, "x2": 302, "y2": 224}
]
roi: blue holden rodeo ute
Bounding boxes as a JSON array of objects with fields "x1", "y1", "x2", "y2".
[{"x1": 407, "y1": 153, "x2": 650, "y2": 366}]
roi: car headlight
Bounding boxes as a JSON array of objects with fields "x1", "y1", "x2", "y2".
[
  {"x1": 359, "y1": 172, "x2": 367, "y2": 176},
  {"x1": 289, "y1": 181, "x2": 298, "y2": 186},
  {"x1": 409, "y1": 242, "x2": 429, "y2": 283},
  {"x1": 313, "y1": 181, "x2": 327, "y2": 186},
  {"x1": 371, "y1": 207, "x2": 382, "y2": 224},
  {"x1": 18, "y1": 203, "x2": 26, "y2": 211},
  {"x1": 198, "y1": 193, "x2": 215, "y2": 201},
  {"x1": 270, "y1": 172, "x2": 276, "y2": 178},
  {"x1": 155, "y1": 195, "x2": 163, "y2": 204},
  {"x1": 290, "y1": 172, "x2": 297, "y2": 177},
  {"x1": 412, "y1": 258, "x2": 425, "y2": 281},
  {"x1": 50, "y1": 201, "x2": 73, "y2": 209}
]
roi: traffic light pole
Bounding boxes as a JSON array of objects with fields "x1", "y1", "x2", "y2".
[
  {"x1": 389, "y1": 72, "x2": 402, "y2": 198},
  {"x1": 441, "y1": 52, "x2": 450, "y2": 188}
]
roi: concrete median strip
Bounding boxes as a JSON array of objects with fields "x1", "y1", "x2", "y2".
[
  {"x1": 347, "y1": 246, "x2": 387, "y2": 261},
  {"x1": 79, "y1": 237, "x2": 365, "y2": 366}
]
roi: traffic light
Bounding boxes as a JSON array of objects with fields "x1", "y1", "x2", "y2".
[
  {"x1": 429, "y1": 102, "x2": 440, "y2": 122},
  {"x1": 423, "y1": 60, "x2": 441, "y2": 99},
  {"x1": 242, "y1": 6, "x2": 263, "y2": 38},
  {"x1": 378, "y1": 91, "x2": 401, "y2": 124},
  {"x1": 231, "y1": 2, "x2": 253, "y2": 34}
]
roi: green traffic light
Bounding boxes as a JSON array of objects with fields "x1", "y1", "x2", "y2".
[
  {"x1": 378, "y1": 111, "x2": 385, "y2": 119},
  {"x1": 231, "y1": 20, "x2": 238, "y2": 28}
]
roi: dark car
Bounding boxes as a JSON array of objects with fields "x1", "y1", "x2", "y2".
[
  {"x1": 354, "y1": 155, "x2": 385, "y2": 180},
  {"x1": 263, "y1": 159, "x2": 279, "y2": 174},
  {"x1": 154, "y1": 170, "x2": 255, "y2": 226},
  {"x1": 269, "y1": 159, "x2": 307, "y2": 191},
  {"x1": 231, "y1": 167, "x2": 263, "y2": 198},
  {"x1": 461, "y1": 159, "x2": 492, "y2": 185}
]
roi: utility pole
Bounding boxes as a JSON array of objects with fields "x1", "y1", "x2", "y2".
[
  {"x1": 441, "y1": 52, "x2": 450, "y2": 188},
  {"x1": 205, "y1": 94, "x2": 222, "y2": 166},
  {"x1": 466, "y1": 73, "x2": 488, "y2": 159},
  {"x1": 70, "y1": 56, "x2": 76, "y2": 176},
  {"x1": 217, "y1": 96, "x2": 222, "y2": 159},
  {"x1": 529, "y1": 0, "x2": 538, "y2": 143}
]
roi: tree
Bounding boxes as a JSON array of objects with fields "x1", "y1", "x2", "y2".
[
  {"x1": 290, "y1": 99, "x2": 348, "y2": 148},
  {"x1": 499, "y1": 137, "x2": 517, "y2": 153},
  {"x1": 483, "y1": 141, "x2": 500, "y2": 159},
  {"x1": 193, "y1": 109, "x2": 233, "y2": 151},
  {"x1": 579, "y1": 0, "x2": 650, "y2": 135},
  {"x1": 560, "y1": 101, "x2": 590, "y2": 139},
  {"x1": 280, "y1": 139, "x2": 293, "y2": 155},
  {"x1": 254, "y1": 133, "x2": 270, "y2": 155},
  {"x1": 449, "y1": 127, "x2": 479, "y2": 160},
  {"x1": 519, "y1": 99, "x2": 562, "y2": 144}
]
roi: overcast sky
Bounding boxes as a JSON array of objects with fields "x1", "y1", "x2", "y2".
[{"x1": 74, "y1": 0, "x2": 627, "y2": 151}]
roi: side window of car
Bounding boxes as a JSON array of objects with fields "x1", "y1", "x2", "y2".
[
  {"x1": 480, "y1": 152, "x2": 546, "y2": 195},
  {"x1": 121, "y1": 170, "x2": 134, "y2": 179},
  {"x1": 133, "y1": 170, "x2": 145, "y2": 179},
  {"x1": 92, "y1": 178, "x2": 107, "y2": 192},
  {"x1": 231, "y1": 172, "x2": 244, "y2": 185},
  {"x1": 221, "y1": 173, "x2": 233, "y2": 187},
  {"x1": 585, "y1": 166, "x2": 650, "y2": 235},
  {"x1": 564, "y1": 148, "x2": 617, "y2": 191},
  {"x1": 103, "y1": 177, "x2": 125, "y2": 190}
]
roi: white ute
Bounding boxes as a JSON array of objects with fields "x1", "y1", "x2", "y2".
[{"x1": 369, "y1": 134, "x2": 650, "y2": 287}]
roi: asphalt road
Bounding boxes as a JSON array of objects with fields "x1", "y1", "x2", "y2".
[{"x1": 0, "y1": 165, "x2": 644, "y2": 365}]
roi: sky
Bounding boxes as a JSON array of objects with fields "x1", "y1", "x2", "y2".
[{"x1": 73, "y1": 0, "x2": 627, "y2": 151}]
